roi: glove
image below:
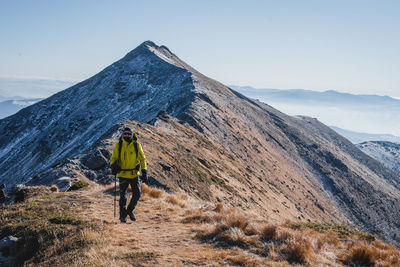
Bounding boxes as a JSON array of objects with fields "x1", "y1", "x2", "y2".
[
  {"x1": 141, "y1": 169, "x2": 148, "y2": 183},
  {"x1": 111, "y1": 162, "x2": 120, "y2": 175}
]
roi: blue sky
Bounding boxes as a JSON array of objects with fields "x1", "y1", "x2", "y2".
[{"x1": 1, "y1": 0, "x2": 399, "y2": 97}]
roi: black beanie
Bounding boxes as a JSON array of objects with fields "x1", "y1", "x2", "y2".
[{"x1": 123, "y1": 127, "x2": 132, "y2": 134}]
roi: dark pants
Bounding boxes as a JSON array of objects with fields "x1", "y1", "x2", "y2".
[{"x1": 119, "y1": 177, "x2": 141, "y2": 219}]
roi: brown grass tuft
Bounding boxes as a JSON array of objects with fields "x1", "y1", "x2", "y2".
[
  {"x1": 282, "y1": 235, "x2": 314, "y2": 264},
  {"x1": 214, "y1": 203, "x2": 224, "y2": 212},
  {"x1": 197, "y1": 224, "x2": 258, "y2": 248},
  {"x1": 345, "y1": 243, "x2": 377, "y2": 266},
  {"x1": 140, "y1": 182, "x2": 151, "y2": 194},
  {"x1": 373, "y1": 239, "x2": 395, "y2": 250},
  {"x1": 275, "y1": 228, "x2": 292, "y2": 243},
  {"x1": 261, "y1": 224, "x2": 278, "y2": 241},
  {"x1": 196, "y1": 223, "x2": 229, "y2": 241},
  {"x1": 220, "y1": 227, "x2": 259, "y2": 248},
  {"x1": 193, "y1": 210, "x2": 260, "y2": 249},
  {"x1": 141, "y1": 183, "x2": 163, "y2": 198},
  {"x1": 322, "y1": 230, "x2": 339, "y2": 247},
  {"x1": 165, "y1": 195, "x2": 187, "y2": 208},
  {"x1": 227, "y1": 254, "x2": 264, "y2": 266},
  {"x1": 182, "y1": 214, "x2": 213, "y2": 224},
  {"x1": 224, "y1": 212, "x2": 249, "y2": 231},
  {"x1": 243, "y1": 223, "x2": 260, "y2": 236},
  {"x1": 148, "y1": 189, "x2": 163, "y2": 198}
]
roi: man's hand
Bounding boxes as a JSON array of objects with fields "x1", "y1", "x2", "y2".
[
  {"x1": 111, "y1": 162, "x2": 120, "y2": 175},
  {"x1": 141, "y1": 169, "x2": 148, "y2": 183}
]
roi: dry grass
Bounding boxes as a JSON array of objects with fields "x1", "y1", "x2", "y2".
[
  {"x1": 165, "y1": 195, "x2": 187, "y2": 208},
  {"x1": 218, "y1": 227, "x2": 259, "y2": 248},
  {"x1": 224, "y1": 212, "x2": 249, "y2": 230},
  {"x1": 282, "y1": 234, "x2": 315, "y2": 264},
  {"x1": 182, "y1": 213, "x2": 214, "y2": 224},
  {"x1": 140, "y1": 182, "x2": 151, "y2": 194},
  {"x1": 0, "y1": 189, "x2": 109, "y2": 266},
  {"x1": 5, "y1": 183, "x2": 399, "y2": 266},
  {"x1": 14, "y1": 185, "x2": 53, "y2": 202},
  {"x1": 321, "y1": 230, "x2": 340, "y2": 246},
  {"x1": 141, "y1": 183, "x2": 163, "y2": 198},
  {"x1": 345, "y1": 243, "x2": 376, "y2": 266},
  {"x1": 261, "y1": 224, "x2": 278, "y2": 241},
  {"x1": 181, "y1": 202, "x2": 400, "y2": 266},
  {"x1": 194, "y1": 209, "x2": 260, "y2": 250},
  {"x1": 214, "y1": 203, "x2": 224, "y2": 212},
  {"x1": 341, "y1": 240, "x2": 400, "y2": 267},
  {"x1": 289, "y1": 222, "x2": 375, "y2": 241},
  {"x1": 226, "y1": 254, "x2": 266, "y2": 266},
  {"x1": 114, "y1": 251, "x2": 157, "y2": 266}
]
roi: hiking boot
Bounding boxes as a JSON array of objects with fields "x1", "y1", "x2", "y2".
[
  {"x1": 128, "y1": 212, "x2": 136, "y2": 221},
  {"x1": 120, "y1": 217, "x2": 127, "y2": 223}
]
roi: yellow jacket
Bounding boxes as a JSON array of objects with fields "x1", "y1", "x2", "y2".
[{"x1": 110, "y1": 139, "x2": 147, "y2": 178}]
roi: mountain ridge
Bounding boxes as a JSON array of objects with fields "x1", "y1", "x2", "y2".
[{"x1": 1, "y1": 41, "x2": 400, "y2": 247}]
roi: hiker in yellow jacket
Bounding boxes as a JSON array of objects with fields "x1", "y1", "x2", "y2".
[{"x1": 110, "y1": 127, "x2": 147, "y2": 223}]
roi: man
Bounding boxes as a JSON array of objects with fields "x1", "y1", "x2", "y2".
[
  {"x1": 110, "y1": 127, "x2": 147, "y2": 223},
  {"x1": 0, "y1": 184, "x2": 6, "y2": 206}
]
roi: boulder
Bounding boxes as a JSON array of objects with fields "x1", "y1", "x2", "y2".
[{"x1": 81, "y1": 149, "x2": 108, "y2": 170}]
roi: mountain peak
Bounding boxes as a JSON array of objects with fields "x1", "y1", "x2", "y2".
[
  {"x1": 120, "y1": 41, "x2": 191, "y2": 72},
  {"x1": 140, "y1": 40, "x2": 158, "y2": 48},
  {"x1": 121, "y1": 40, "x2": 159, "y2": 61}
]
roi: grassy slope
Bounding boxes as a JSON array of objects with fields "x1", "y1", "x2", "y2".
[{"x1": 1, "y1": 184, "x2": 399, "y2": 266}]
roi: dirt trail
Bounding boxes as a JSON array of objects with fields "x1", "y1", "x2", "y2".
[{"x1": 77, "y1": 184, "x2": 239, "y2": 266}]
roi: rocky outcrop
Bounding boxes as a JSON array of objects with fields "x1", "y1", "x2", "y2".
[{"x1": 81, "y1": 148, "x2": 109, "y2": 170}]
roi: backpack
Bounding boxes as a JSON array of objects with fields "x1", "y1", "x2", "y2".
[{"x1": 111, "y1": 132, "x2": 139, "y2": 175}]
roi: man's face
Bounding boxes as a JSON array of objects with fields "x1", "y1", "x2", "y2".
[{"x1": 123, "y1": 132, "x2": 132, "y2": 142}]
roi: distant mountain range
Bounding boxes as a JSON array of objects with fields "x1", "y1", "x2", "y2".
[
  {"x1": 330, "y1": 126, "x2": 400, "y2": 144},
  {"x1": 0, "y1": 98, "x2": 43, "y2": 119},
  {"x1": 1, "y1": 41, "x2": 400, "y2": 247},
  {"x1": 232, "y1": 86, "x2": 400, "y2": 140}
]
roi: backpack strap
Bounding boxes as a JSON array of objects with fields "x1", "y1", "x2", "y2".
[
  {"x1": 117, "y1": 136, "x2": 123, "y2": 167},
  {"x1": 133, "y1": 141, "x2": 139, "y2": 170}
]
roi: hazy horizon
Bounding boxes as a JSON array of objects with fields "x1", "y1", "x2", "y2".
[{"x1": 1, "y1": 77, "x2": 398, "y2": 100}]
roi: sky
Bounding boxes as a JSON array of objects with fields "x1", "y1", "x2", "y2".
[{"x1": 1, "y1": 0, "x2": 399, "y2": 98}]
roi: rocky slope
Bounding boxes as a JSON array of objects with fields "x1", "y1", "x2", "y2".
[
  {"x1": 357, "y1": 141, "x2": 400, "y2": 174},
  {"x1": 1, "y1": 41, "x2": 400, "y2": 246}
]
